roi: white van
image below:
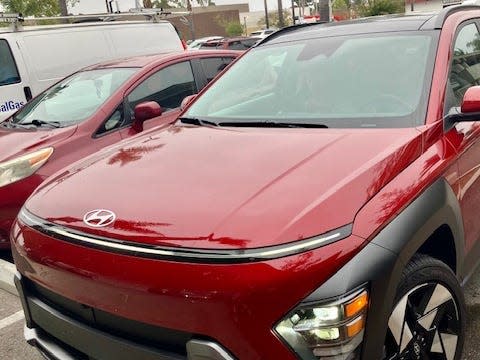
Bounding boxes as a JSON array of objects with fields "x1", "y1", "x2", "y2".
[{"x1": 0, "y1": 16, "x2": 184, "y2": 121}]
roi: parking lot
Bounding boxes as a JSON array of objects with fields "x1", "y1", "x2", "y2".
[{"x1": 0, "y1": 250, "x2": 478, "y2": 360}]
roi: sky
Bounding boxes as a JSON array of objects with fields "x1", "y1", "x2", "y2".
[{"x1": 69, "y1": 0, "x2": 292, "y2": 14}]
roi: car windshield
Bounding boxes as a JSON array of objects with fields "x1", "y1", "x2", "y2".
[
  {"x1": 13, "y1": 68, "x2": 138, "y2": 127},
  {"x1": 185, "y1": 32, "x2": 438, "y2": 128}
]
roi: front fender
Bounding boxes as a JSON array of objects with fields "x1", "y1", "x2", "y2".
[{"x1": 302, "y1": 178, "x2": 464, "y2": 359}]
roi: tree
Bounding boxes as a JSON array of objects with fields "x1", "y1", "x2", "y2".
[
  {"x1": 58, "y1": 0, "x2": 68, "y2": 15},
  {"x1": 225, "y1": 21, "x2": 243, "y2": 36},
  {"x1": 0, "y1": 0, "x2": 60, "y2": 16},
  {"x1": 195, "y1": 0, "x2": 216, "y2": 6},
  {"x1": 0, "y1": 0, "x2": 79, "y2": 17},
  {"x1": 277, "y1": 0, "x2": 284, "y2": 27},
  {"x1": 357, "y1": 0, "x2": 403, "y2": 16},
  {"x1": 257, "y1": 10, "x2": 292, "y2": 28}
]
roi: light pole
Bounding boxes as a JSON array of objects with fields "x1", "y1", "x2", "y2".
[
  {"x1": 292, "y1": 0, "x2": 295, "y2": 24},
  {"x1": 264, "y1": 0, "x2": 269, "y2": 29}
]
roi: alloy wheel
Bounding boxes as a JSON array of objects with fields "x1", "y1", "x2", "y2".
[{"x1": 384, "y1": 282, "x2": 461, "y2": 360}]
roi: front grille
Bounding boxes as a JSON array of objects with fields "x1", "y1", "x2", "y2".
[{"x1": 24, "y1": 278, "x2": 192, "y2": 357}]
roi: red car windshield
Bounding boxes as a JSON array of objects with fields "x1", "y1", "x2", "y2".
[
  {"x1": 13, "y1": 68, "x2": 138, "y2": 127},
  {"x1": 186, "y1": 32, "x2": 438, "y2": 128}
]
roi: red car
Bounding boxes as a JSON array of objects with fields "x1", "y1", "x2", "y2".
[
  {"x1": 199, "y1": 36, "x2": 260, "y2": 51},
  {"x1": 12, "y1": 5, "x2": 480, "y2": 360},
  {"x1": 0, "y1": 50, "x2": 239, "y2": 248}
]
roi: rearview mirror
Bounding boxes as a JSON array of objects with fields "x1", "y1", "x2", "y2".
[
  {"x1": 180, "y1": 94, "x2": 197, "y2": 111},
  {"x1": 133, "y1": 101, "x2": 162, "y2": 132}
]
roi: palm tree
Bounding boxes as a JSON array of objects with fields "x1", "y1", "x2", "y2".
[{"x1": 277, "y1": 0, "x2": 284, "y2": 27}]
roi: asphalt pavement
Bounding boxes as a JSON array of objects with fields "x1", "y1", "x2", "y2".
[{"x1": 0, "y1": 250, "x2": 480, "y2": 359}]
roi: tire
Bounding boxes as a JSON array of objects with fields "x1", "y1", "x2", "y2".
[{"x1": 383, "y1": 254, "x2": 466, "y2": 360}]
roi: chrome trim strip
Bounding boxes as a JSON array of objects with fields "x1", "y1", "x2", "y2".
[
  {"x1": 186, "y1": 340, "x2": 236, "y2": 360},
  {"x1": 19, "y1": 208, "x2": 352, "y2": 263}
]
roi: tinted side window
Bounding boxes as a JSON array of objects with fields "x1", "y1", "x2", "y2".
[
  {"x1": 0, "y1": 40, "x2": 20, "y2": 86},
  {"x1": 446, "y1": 23, "x2": 480, "y2": 112},
  {"x1": 96, "y1": 104, "x2": 125, "y2": 135},
  {"x1": 228, "y1": 41, "x2": 245, "y2": 50},
  {"x1": 199, "y1": 42, "x2": 218, "y2": 50},
  {"x1": 223, "y1": 57, "x2": 234, "y2": 66},
  {"x1": 128, "y1": 61, "x2": 197, "y2": 112},
  {"x1": 200, "y1": 57, "x2": 229, "y2": 82},
  {"x1": 241, "y1": 39, "x2": 258, "y2": 48}
]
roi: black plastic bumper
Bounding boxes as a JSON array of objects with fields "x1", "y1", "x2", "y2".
[{"x1": 15, "y1": 272, "x2": 235, "y2": 360}]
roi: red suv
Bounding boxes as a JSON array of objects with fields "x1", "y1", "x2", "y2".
[
  {"x1": 12, "y1": 6, "x2": 480, "y2": 360},
  {"x1": 0, "y1": 50, "x2": 239, "y2": 248}
]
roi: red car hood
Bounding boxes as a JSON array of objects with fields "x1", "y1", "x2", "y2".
[
  {"x1": 0, "y1": 126, "x2": 76, "y2": 161},
  {"x1": 26, "y1": 124, "x2": 422, "y2": 249}
]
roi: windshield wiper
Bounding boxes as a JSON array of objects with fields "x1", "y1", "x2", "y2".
[
  {"x1": 179, "y1": 117, "x2": 218, "y2": 127},
  {"x1": 18, "y1": 119, "x2": 62, "y2": 128},
  {"x1": 217, "y1": 121, "x2": 329, "y2": 128},
  {"x1": 1, "y1": 120, "x2": 34, "y2": 129}
]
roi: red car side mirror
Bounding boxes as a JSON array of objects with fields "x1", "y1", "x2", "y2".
[
  {"x1": 133, "y1": 101, "x2": 162, "y2": 132},
  {"x1": 461, "y1": 86, "x2": 480, "y2": 114}
]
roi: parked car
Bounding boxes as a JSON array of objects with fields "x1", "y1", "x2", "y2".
[
  {"x1": 188, "y1": 36, "x2": 224, "y2": 50},
  {"x1": 0, "y1": 50, "x2": 238, "y2": 248},
  {"x1": 0, "y1": 14, "x2": 186, "y2": 122},
  {"x1": 12, "y1": 5, "x2": 480, "y2": 360},
  {"x1": 200, "y1": 36, "x2": 260, "y2": 50},
  {"x1": 249, "y1": 28, "x2": 277, "y2": 39}
]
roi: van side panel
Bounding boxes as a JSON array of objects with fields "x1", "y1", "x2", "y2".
[
  {"x1": 19, "y1": 30, "x2": 111, "y2": 94},
  {"x1": 107, "y1": 24, "x2": 183, "y2": 58},
  {"x1": 5, "y1": 22, "x2": 184, "y2": 106}
]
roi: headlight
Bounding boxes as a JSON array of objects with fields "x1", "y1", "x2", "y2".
[
  {"x1": 275, "y1": 288, "x2": 369, "y2": 360},
  {"x1": 0, "y1": 147, "x2": 54, "y2": 187}
]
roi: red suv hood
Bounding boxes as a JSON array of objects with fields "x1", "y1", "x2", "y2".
[
  {"x1": 26, "y1": 124, "x2": 422, "y2": 249},
  {"x1": 0, "y1": 126, "x2": 76, "y2": 162}
]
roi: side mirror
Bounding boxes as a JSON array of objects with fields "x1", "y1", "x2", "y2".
[
  {"x1": 461, "y1": 86, "x2": 480, "y2": 113},
  {"x1": 445, "y1": 86, "x2": 480, "y2": 129},
  {"x1": 180, "y1": 94, "x2": 197, "y2": 111},
  {"x1": 133, "y1": 101, "x2": 162, "y2": 132}
]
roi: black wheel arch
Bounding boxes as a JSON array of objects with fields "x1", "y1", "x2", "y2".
[{"x1": 303, "y1": 178, "x2": 465, "y2": 359}]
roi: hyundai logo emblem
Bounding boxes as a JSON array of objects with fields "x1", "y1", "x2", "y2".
[{"x1": 83, "y1": 209, "x2": 116, "y2": 228}]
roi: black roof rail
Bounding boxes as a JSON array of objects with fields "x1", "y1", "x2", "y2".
[
  {"x1": 432, "y1": 4, "x2": 480, "y2": 29},
  {"x1": 256, "y1": 22, "x2": 326, "y2": 45}
]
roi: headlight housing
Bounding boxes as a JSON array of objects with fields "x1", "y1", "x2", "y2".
[
  {"x1": 0, "y1": 147, "x2": 54, "y2": 187},
  {"x1": 275, "y1": 287, "x2": 369, "y2": 360}
]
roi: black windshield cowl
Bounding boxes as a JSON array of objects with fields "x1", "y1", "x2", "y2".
[
  {"x1": 217, "y1": 121, "x2": 329, "y2": 128},
  {"x1": 17, "y1": 119, "x2": 62, "y2": 128},
  {"x1": 179, "y1": 117, "x2": 219, "y2": 127}
]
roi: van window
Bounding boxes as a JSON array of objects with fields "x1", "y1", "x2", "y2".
[
  {"x1": 128, "y1": 61, "x2": 197, "y2": 112},
  {"x1": 0, "y1": 40, "x2": 20, "y2": 86},
  {"x1": 13, "y1": 68, "x2": 137, "y2": 127}
]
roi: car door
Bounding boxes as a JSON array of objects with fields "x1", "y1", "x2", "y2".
[
  {"x1": 445, "y1": 21, "x2": 480, "y2": 259},
  {"x1": 118, "y1": 60, "x2": 199, "y2": 138},
  {"x1": 117, "y1": 56, "x2": 236, "y2": 138}
]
